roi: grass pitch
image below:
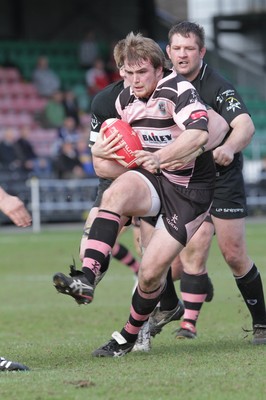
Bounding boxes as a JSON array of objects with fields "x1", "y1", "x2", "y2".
[{"x1": 0, "y1": 221, "x2": 265, "y2": 400}]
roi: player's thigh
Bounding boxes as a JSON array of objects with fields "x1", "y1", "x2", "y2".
[
  {"x1": 179, "y1": 220, "x2": 214, "y2": 274},
  {"x1": 101, "y1": 171, "x2": 155, "y2": 216},
  {"x1": 213, "y1": 217, "x2": 246, "y2": 251},
  {"x1": 140, "y1": 219, "x2": 155, "y2": 249}
]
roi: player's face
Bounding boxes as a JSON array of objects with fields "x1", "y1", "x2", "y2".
[
  {"x1": 124, "y1": 59, "x2": 163, "y2": 98},
  {"x1": 166, "y1": 33, "x2": 206, "y2": 81}
]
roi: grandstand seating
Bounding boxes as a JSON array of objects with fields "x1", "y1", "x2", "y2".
[
  {"x1": 243, "y1": 130, "x2": 266, "y2": 160},
  {"x1": 0, "y1": 81, "x2": 37, "y2": 97},
  {"x1": 0, "y1": 67, "x2": 21, "y2": 82},
  {"x1": 237, "y1": 85, "x2": 260, "y2": 101},
  {"x1": 0, "y1": 64, "x2": 92, "y2": 163},
  {"x1": 242, "y1": 97, "x2": 266, "y2": 160},
  {"x1": 0, "y1": 111, "x2": 34, "y2": 128},
  {"x1": 246, "y1": 100, "x2": 266, "y2": 115},
  {"x1": 238, "y1": 87, "x2": 266, "y2": 161},
  {"x1": 236, "y1": 85, "x2": 266, "y2": 132},
  {"x1": 0, "y1": 66, "x2": 48, "y2": 131},
  {"x1": 1, "y1": 40, "x2": 85, "y2": 88}
]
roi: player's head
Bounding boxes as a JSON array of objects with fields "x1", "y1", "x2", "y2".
[
  {"x1": 123, "y1": 31, "x2": 166, "y2": 70},
  {"x1": 122, "y1": 31, "x2": 166, "y2": 98},
  {"x1": 168, "y1": 21, "x2": 205, "y2": 50},
  {"x1": 166, "y1": 21, "x2": 206, "y2": 81}
]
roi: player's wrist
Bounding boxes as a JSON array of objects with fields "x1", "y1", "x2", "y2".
[{"x1": 0, "y1": 187, "x2": 8, "y2": 203}]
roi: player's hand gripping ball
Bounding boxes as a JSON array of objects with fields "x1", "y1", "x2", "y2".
[{"x1": 102, "y1": 118, "x2": 142, "y2": 169}]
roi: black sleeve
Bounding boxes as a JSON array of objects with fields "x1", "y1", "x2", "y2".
[{"x1": 89, "y1": 81, "x2": 124, "y2": 146}]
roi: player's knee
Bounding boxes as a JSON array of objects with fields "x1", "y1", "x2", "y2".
[
  {"x1": 220, "y1": 240, "x2": 249, "y2": 273},
  {"x1": 223, "y1": 250, "x2": 244, "y2": 271},
  {"x1": 181, "y1": 247, "x2": 208, "y2": 274},
  {"x1": 183, "y1": 261, "x2": 206, "y2": 275},
  {"x1": 101, "y1": 187, "x2": 116, "y2": 206},
  {"x1": 138, "y1": 268, "x2": 160, "y2": 291}
]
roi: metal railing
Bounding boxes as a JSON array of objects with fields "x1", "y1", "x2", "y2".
[{"x1": 27, "y1": 177, "x2": 99, "y2": 232}]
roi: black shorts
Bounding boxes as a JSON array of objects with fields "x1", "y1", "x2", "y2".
[
  {"x1": 137, "y1": 169, "x2": 214, "y2": 246},
  {"x1": 92, "y1": 178, "x2": 113, "y2": 208},
  {"x1": 211, "y1": 164, "x2": 247, "y2": 219}
]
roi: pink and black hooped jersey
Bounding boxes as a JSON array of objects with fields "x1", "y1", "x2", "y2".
[{"x1": 116, "y1": 70, "x2": 215, "y2": 189}]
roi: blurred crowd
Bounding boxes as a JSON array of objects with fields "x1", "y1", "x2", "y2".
[
  {"x1": 0, "y1": 30, "x2": 122, "y2": 181},
  {"x1": 0, "y1": 119, "x2": 95, "y2": 180}
]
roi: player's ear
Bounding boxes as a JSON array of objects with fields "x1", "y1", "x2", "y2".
[
  {"x1": 155, "y1": 65, "x2": 163, "y2": 79},
  {"x1": 200, "y1": 47, "x2": 206, "y2": 59},
  {"x1": 166, "y1": 44, "x2": 171, "y2": 59}
]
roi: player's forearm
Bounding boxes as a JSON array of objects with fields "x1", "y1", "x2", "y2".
[
  {"x1": 205, "y1": 109, "x2": 229, "y2": 151},
  {"x1": 155, "y1": 129, "x2": 208, "y2": 165},
  {"x1": 93, "y1": 156, "x2": 127, "y2": 179},
  {"x1": 0, "y1": 187, "x2": 7, "y2": 205},
  {"x1": 224, "y1": 114, "x2": 255, "y2": 153}
]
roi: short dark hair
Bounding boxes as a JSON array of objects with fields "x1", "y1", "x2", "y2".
[{"x1": 168, "y1": 21, "x2": 205, "y2": 50}]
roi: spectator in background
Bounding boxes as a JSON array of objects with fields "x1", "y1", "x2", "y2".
[
  {"x1": 32, "y1": 56, "x2": 61, "y2": 97},
  {"x1": 62, "y1": 90, "x2": 80, "y2": 127},
  {"x1": 58, "y1": 116, "x2": 79, "y2": 142},
  {"x1": 85, "y1": 58, "x2": 110, "y2": 99},
  {"x1": 53, "y1": 141, "x2": 86, "y2": 179},
  {"x1": 78, "y1": 30, "x2": 99, "y2": 69},
  {"x1": 41, "y1": 90, "x2": 66, "y2": 129},
  {"x1": 14, "y1": 125, "x2": 51, "y2": 178},
  {"x1": 52, "y1": 116, "x2": 80, "y2": 157},
  {"x1": 76, "y1": 136, "x2": 95, "y2": 176},
  {"x1": 0, "y1": 128, "x2": 21, "y2": 172}
]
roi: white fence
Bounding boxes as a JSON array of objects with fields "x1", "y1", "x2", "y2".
[{"x1": 27, "y1": 177, "x2": 99, "y2": 232}]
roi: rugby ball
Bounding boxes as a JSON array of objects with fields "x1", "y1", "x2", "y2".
[{"x1": 102, "y1": 118, "x2": 142, "y2": 169}]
